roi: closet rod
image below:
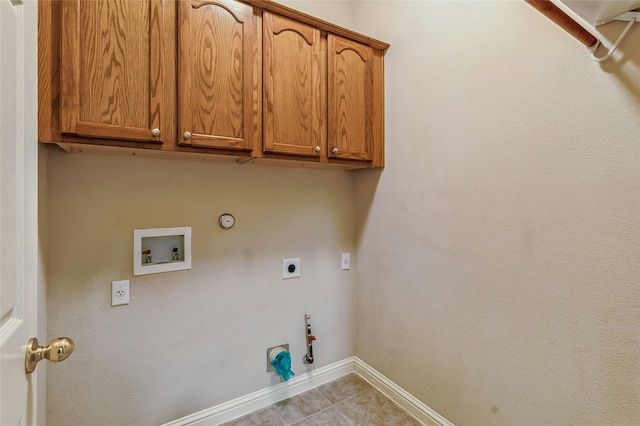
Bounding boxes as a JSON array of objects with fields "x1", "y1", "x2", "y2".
[{"x1": 524, "y1": 0, "x2": 598, "y2": 47}]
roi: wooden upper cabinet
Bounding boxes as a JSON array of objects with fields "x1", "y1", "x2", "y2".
[
  {"x1": 178, "y1": 0, "x2": 259, "y2": 151},
  {"x1": 263, "y1": 12, "x2": 326, "y2": 158},
  {"x1": 40, "y1": 0, "x2": 387, "y2": 167},
  {"x1": 60, "y1": 0, "x2": 165, "y2": 143},
  {"x1": 328, "y1": 35, "x2": 378, "y2": 163}
]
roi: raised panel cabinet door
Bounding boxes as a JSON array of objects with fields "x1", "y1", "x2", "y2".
[
  {"x1": 263, "y1": 12, "x2": 325, "y2": 157},
  {"x1": 179, "y1": 0, "x2": 259, "y2": 151},
  {"x1": 60, "y1": 0, "x2": 164, "y2": 143},
  {"x1": 328, "y1": 35, "x2": 375, "y2": 162}
]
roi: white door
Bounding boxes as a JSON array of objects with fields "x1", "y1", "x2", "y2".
[{"x1": 1, "y1": 0, "x2": 39, "y2": 424}]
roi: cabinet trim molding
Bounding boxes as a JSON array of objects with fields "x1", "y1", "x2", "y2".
[{"x1": 241, "y1": 0, "x2": 390, "y2": 51}]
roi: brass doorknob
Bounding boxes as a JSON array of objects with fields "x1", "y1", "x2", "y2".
[{"x1": 25, "y1": 337, "x2": 74, "y2": 374}]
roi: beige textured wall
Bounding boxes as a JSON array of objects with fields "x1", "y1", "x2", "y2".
[
  {"x1": 279, "y1": 0, "x2": 356, "y2": 28},
  {"x1": 354, "y1": 1, "x2": 639, "y2": 425},
  {"x1": 45, "y1": 150, "x2": 357, "y2": 425}
]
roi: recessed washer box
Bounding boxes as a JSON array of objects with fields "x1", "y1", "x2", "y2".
[{"x1": 134, "y1": 227, "x2": 192, "y2": 276}]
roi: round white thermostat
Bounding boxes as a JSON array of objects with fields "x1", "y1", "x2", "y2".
[{"x1": 219, "y1": 214, "x2": 235, "y2": 229}]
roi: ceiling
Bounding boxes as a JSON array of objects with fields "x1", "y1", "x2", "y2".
[{"x1": 561, "y1": 0, "x2": 640, "y2": 25}]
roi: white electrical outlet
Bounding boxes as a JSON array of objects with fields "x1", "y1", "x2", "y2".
[
  {"x1": 112, "y1": 280, "x2": 130, "y2": 306},
  {"x1": 283, "y1": 258, "x2": 300, "y2": 279},
  {"x1": 342, "y1": 253, "x2": 351, "y2": 270}
]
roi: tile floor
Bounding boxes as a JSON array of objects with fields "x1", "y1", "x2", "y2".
[{"x1": 220, "y1": 374, "x2": 423, "y2": 426}]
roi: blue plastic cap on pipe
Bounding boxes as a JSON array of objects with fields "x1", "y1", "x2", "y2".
[{"x1": 271, "y1": 350, "x2": 295, "y2": 381}]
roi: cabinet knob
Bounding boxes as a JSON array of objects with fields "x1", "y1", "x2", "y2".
[
  {"x1": 315, "y1": 146, "x2": 321, "y2": 153},
  {"x1": 151, "y1": 128, "x2": 160, "y2": 137},
  {"x1": 332, "y1": 148, "x2": 339, "y2": 155},
  {"x1": 183, "y1": 131, "x2": 192, "y2": 140}
]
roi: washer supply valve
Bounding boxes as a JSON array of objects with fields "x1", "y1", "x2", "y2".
[{"x1": 303, "y1": 313, "x2": 316, "y2": 364}]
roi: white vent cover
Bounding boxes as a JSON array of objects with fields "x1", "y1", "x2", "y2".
[{"x1": 561, "y1": 0, "x2": 640, "y2": 26}]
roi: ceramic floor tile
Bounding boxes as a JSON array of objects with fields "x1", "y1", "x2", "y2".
[
  {"x1": 219, "y1": 374, "x2": 422, "y2": 426},
  {"x1": 316, "y1": 373, "x2": 372, "y2": 404},
  {"x1": 219, "y1": 406, "x2": 284, "y2": 426},
  {"x1": 274, "y1": 388, "x2": 332, "y2": 425},
  {"x1": 290, "y1": 407, "x2": 352, "y2": 426},
  {"x1": 335, "y1": 388, "x2": 408, "y2": 426}
]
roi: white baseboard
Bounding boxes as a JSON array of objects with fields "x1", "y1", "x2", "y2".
[
  {"x1": 161, "y1": 357, "x2": 453, "y2": 426},
  {"x1": 160, "y1": 358, "x2": 355, "y2": 426},
  {"x1": 353, "y1": 357, "x2": 454, "y2": 426}
]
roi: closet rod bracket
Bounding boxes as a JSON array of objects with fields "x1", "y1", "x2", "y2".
[{"x1": 590, "y1": 13, "x2": 638, "y2": 62}]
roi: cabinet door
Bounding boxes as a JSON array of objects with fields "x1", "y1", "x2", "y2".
[
  {"x1": 263, "y1": 12, "x2": 325, "y2": 157},
  {"x1": 179, "y1": 0, "x2": 259, "y2": 151},
  {"x1": 60, "y1": 0, "x2": 164, "y2": 143},
  {"x1": 328, "y1": 35, "x2": 375, "y2": 162}
]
